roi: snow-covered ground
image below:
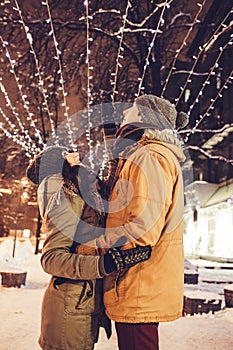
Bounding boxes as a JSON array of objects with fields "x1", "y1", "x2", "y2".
[{"x1": 0, "y1": 238, "x2": 233, "y2": 350}]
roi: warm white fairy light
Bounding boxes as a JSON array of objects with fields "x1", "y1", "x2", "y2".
[
  {"x1": 111, "y1": 0, "x2": 131, "y2": 102},
  {"x1": 0, "y1": 105, "x2": 17, "y2": 131},
  {"x1": 187, "y1": 39, "x2": 233, "y2": 120},
  {"x1": 0, "y1": 118, "x2": 34, "y2": 158},
  {"x1": 0, "y1": 80, "x2": 38, "y2": 154},
  {"x1": 179, "y1": 123, "x2": 233, "y2": 136},
  {"x1": 172, "y1": 70, "x2": 210, "y2": 77},
  {"x1": 193, "y1": 70, "x2": 232, "y2": 128},
  {"x1": 161, "y1": 0, "x2": 207, "y2": 98},
  {"x1": 14, "y1": 0, "x2": 57, "y2": 144},
  {"x1": 1, "y1": 131, "x2": 32, "y2": 158},
  {"x1": 203, "y1": 21, "x2": 233, "y2": 53},
  {"x1": 89, "y1": 8, "x2": 121, "y2": 18},
  {"x1": 98, "y1": 145, "x2": 109, "y2": 179},
  {"x1": 136, "y1": 0, "x2": 169, "y2": 97},
  {"x1": 0, "y1": 1, "x2": 232, "y2": 169},
  {"x1": 92, "y1": 23, "x2": 162, "y2": 37},
  {"x1": 0, "y1": 131, "x2": 33, "y2": 158},
  {"x1": 43, "y1": 0, "x2": 75, "y2": 150},
  {"x1": 0, "y1": 82, "x2": 23, "y2": 132},
  {"x1": 0, "y1": 106, "x2": 29, "y2": 152},
  {"x1": 84, "y1": 0, "x2": 95, "y2": 169},
  {"x1": 174, "y1": 10, "x2": 233, "y2": 106},
  {"x1": 126, "y1": 0, "x2": 173, "y2": 28},
  {"x1": 81, "y1": 2, "x2": 172, "y2": 32},
  {"x1": 182, "y1": 70, "x2": 233, "y2": 144},
  {"x1": 84, "y1": 0, "x2": 94, "y2": 109},
  {"x1": 0, "y1": 36, "x2": 42, "y2": 151},
  {"x1": 184, "y1": 145, "x2": 233, "y2": 165}
]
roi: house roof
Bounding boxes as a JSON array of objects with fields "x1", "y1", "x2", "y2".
[
  {"x1": 185, "y1": 180, "x2": 233, "y2": 208},
  {"x1": 204, "y1": 181, "x2": 233, "y2": 207}
]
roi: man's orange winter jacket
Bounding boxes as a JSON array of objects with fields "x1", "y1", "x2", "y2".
[{"x1": 103, "y1": 139, "x2": 186, "y2": 323}]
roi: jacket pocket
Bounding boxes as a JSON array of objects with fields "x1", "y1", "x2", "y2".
[{"x1": 65, "y1": 280, "x2": 97, "y2": 315}]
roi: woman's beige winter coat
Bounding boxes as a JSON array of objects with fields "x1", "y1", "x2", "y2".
[
  {"x1": 37, "y1": 174, "x2": 110, "y2": 350},
  {"x1": 103, "y1": 138, "x2": 186, "y2": 323}
]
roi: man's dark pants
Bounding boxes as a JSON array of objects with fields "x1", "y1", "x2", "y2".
[{"x1": 115, "y1": 322, "x2": 159, "y2": 350}]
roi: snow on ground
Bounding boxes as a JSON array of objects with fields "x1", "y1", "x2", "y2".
[{"x1": 0, "y1": 238, "x2": 233, "y2": 350}]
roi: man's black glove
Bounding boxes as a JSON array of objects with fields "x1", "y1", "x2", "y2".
[{"x1": 103, "y1": 245, "x2": 152, "y2": 274}]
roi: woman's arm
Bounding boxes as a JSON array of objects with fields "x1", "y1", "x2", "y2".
[
  {"x1": 40, "y1": 174, "x2": 152, "y2": 280},
  {"x1": 40, "y1": 186, "x2": 104, "y2": 280}
]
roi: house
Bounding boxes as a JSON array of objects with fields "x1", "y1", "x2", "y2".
[{"x1": 184, "y1": 179, "x2": 233, "y2": 261}]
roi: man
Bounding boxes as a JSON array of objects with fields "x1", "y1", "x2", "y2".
[{"x1": 103, "y1": 94, "x2": 189, "y2": 349}]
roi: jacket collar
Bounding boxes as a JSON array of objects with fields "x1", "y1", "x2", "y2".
[
  {"x1": 115, "y1": 124, "x2": 186, "y2": 162},
  {"x1": 140, "y1": 139, "x2": 186, "y2": 162},
  {"x1": 140, "y1": 128, "x2": 186, "y2": 162}
]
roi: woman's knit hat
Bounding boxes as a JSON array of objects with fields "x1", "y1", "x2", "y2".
[
  {"x1": 135, "y1": 94, "x2": 189, "y2": 130},
  {"x1": 26, "y1": 146, "x2": 69, "y2": 185}
]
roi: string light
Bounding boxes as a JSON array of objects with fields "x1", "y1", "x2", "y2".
[
  {"x1": 0, "y1": 36, "x2": 41, "y2": 152},
  {"x1": 182, "y1": 68, "x2": 232, "y2": 145},
  {"x1": 174, "y1": 9, "x2": 232, "y2": 106},
  {"x1": 184, "y1": 145, "x2": 233, "y2": 165},
  {"x1": 187, "y1": 40, "x2": 233, "y2": 116},
  {"x1": 136, "y1": 0, "x2": 168, "y2": 97},
  {"x1": 14, "y1": 0, "x2": 57, "y2": 145},
  {"x1": 0, "y1": 1, "x2": 232, "y2": 170},
  {"x1": 0, "y1": 119, "x2": 34, "y2": 158},
  {"x1": 161, "y1": 0, "x2": 207, "y2": 97},
  {"x1": 184, "y1": 40, "x2": 233, "y2": 142},
  {"x1": 179, "y1": 123, "x2": 233, "y2": 136},
  {"x1": 125, "y1": 0, "x2": 173, "y2": 28},
  {"x1": 0, "y1": 81, "x2": 38, "y2": 155},
  {"x1": 84, "y1": 0, "x2": 95, "y2": 168},
  {"x1": 111, "y1": 0, "x2": 131, "y2": 102},
  {"x1": 193, "y1": 70, "x2": 233, "y2": 129},
  {"x1": 0, "y1": 105, "x2": 17, "y2": 132},
  {"x1": 44, "y1": 0, "x2": 75, "y2": 150}
]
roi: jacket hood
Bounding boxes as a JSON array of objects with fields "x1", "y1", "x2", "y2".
[
  {"x1": 37, "y1": 174, "x2": 63, "y2": 219},
  {"x1": 141, "y1": 128, "x2": 186, "y2": 162}
]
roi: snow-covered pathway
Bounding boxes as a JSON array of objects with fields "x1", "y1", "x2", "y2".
[{"x1": 0, "y1": 240, "x2": 233, "y2": 350}]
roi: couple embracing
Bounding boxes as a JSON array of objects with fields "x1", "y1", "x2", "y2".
[{"x1": 27, "y1": 94, "x2": 188, "y2": 350}]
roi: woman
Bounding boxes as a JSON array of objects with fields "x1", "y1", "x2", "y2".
[{"x1": 27, "y1": 146, "x2": 151, "y2": 350}]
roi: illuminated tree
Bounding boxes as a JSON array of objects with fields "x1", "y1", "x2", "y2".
[{"x1": 0, "y1": 0, "x2": 232, "y2": 182}]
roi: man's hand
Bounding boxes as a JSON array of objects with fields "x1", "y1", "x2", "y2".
[{"x1": 104, "y1": 245, "x2": 152, "y2": 274}]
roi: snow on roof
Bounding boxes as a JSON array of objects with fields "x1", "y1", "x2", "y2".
[
  {"x1": 224, "y1": 284, "x2": 233, "y2": 292},
  {"x1": 184, "y1": 290, "x2": 221, "y2": 300},
  {"x1": 185, "y1": 179, "x2": 233, "y2": 208},
  {"x1": 204, "y1": 181, "x2": 233, "y2": 207}
]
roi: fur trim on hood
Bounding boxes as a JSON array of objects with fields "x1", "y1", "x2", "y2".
[
  {"x1": 142, "y1": 128, "x2": 181, "y2": 147},
  {"x1": 141, "y1": 128, "x2": 186, "y2": 162}
]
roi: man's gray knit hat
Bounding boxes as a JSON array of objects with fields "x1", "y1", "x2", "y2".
[{"x1": 135, "y1": 94, "x2": 189, "y2": 130}]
